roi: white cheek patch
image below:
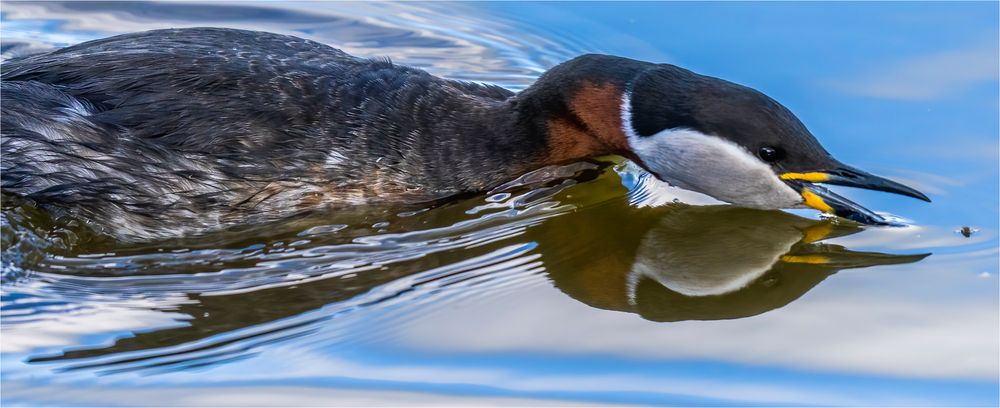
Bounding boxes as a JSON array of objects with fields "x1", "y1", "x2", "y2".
[{"x1": 620, "y1": 92, "x2": 802, "y2": 209}]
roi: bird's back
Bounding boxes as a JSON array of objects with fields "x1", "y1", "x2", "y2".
[{"x1": 1, "y1": 28, "x2": 516, "y2": 241}]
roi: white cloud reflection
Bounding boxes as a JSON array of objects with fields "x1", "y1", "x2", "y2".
[
  {"x1": 392, "y1": 272, "x2": 999, "y2": 381},
  {"x1": 1, "y1": 295, "x2": 191, "y2": 354},
  {"x1": 1, "y1": 381, "x2": 594, "y2": 407}
]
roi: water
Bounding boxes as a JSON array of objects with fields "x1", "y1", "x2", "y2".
[{"x1": 2, "y1": 2, "x2": 998, "y2": 405}]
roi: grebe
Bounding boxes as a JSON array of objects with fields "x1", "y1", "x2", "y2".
[{"x1": 1, "y1": 28, "x2": 928, "y2": 241}]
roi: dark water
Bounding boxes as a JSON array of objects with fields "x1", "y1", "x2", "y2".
[{"x1": 2, "y1": 2, "x2": 998, "y2": 406}]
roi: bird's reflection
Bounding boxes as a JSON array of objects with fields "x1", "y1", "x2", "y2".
[
  {"x1": 25, "y1": 198, "x2": 927, "y2": 370},
  {"x1": 538, "y1": 204, "x2": 929, "y2": 322}
]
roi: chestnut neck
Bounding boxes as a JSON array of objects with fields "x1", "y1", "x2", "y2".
[
  {"x1": 410, "y1": 55, "x2": 657, "y2": 196},
  {"x1": 510, "y1": 54, "x2": 656, "y2": 166}
]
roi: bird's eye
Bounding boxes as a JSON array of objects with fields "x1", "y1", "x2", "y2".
[{"x1": 758, "y1": 146, "x2": 784, "y2": 162}]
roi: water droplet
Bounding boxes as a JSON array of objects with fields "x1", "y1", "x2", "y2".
[{"x1": 486, "y1": 192, "x2": 511, "y2": 203}]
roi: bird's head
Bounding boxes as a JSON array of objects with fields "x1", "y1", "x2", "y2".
[{"x1": 618, "y1": 64, "x2": 929, "y2": 224}]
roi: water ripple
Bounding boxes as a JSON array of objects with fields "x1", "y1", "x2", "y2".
[
  {"x1": 0, "y1": 3, "x2": 610, "y2": 366},
  {"x1": 0, "y1": 2, "x2": 584, "y2": 89},
  {"x1": 2, "y1": 158, "x2": 603, "y2": 374}
]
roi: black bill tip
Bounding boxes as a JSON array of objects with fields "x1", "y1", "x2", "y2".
[{"x1": 825, "y1": 165, "x2": 931, "y2": 202}]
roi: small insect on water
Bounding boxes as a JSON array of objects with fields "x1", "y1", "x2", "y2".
[{"x1": 958, "y1": 226, "x2": 978, "y2": 238}]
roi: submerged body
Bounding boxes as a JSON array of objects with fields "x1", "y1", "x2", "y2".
[{"x1": 1, "y1": 28, "x2": 927, "y2": 241}]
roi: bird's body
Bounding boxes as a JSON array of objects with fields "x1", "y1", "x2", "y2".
[
  {"x1": 1, "y1": 28, "x2": 569, "y2": 239},
  {"x1": 1, "y1": 28, "x2": 927, "y2": 241}
]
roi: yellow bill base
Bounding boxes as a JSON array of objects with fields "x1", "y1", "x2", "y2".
[
  {"x1": 780, "y1": 172, "x2": 831, "y2": 182},
  {"x1": 801, "y1": 189, "x2": 835, "y2": 214}
]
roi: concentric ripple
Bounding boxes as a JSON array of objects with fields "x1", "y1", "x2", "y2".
[
  {"x1": 0, "y1": 2, "x2": 586, "y2": 89},
  {"x1": 2, "y1": 154, "x2": 613, "y2": 375}
]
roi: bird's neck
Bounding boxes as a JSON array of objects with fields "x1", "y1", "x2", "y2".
[
  {"x1": 509, "y1": 54, "x2": 657, "y2": 165},
  {"x1": 438, "y1": 87, "x2": 625, "y2": 196},
  {"x1": 512, "y1": 81, "x2": 632, "y2": 164},
  {"x1": 382, "y1": 55, "x2": 656, "y2": 199}
]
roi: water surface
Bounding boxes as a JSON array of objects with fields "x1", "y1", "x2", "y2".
[{"x1": 2, "y1": 2, "x2": 998, "y2": 406}]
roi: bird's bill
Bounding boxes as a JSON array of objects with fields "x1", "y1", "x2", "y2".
[
  {"x1": 781, "y1": 165, "x2": 930, "y2": 202},
  {"x1": 781, "y1": 245, "x2": 930, "y2": 268},
  {"x1": 780, "y1": 164, "x2": 930, "y2": 225}
]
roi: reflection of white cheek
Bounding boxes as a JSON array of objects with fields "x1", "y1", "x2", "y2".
[{"x1": 626, "y1": 214, "x2": 802, "y2": 299}]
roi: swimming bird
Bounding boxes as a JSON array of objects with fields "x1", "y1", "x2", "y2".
[{"x1": 1, "y1": 28, "x2": 929, "y2": 241}]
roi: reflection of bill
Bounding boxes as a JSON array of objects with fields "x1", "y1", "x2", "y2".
[{"x1": 542, "y1": 205, "x2": 929, "y2": 322}]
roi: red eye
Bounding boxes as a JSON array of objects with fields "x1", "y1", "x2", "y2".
[{"x1": 758, "y1": 146, "x2": 784, "y2": 162}]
